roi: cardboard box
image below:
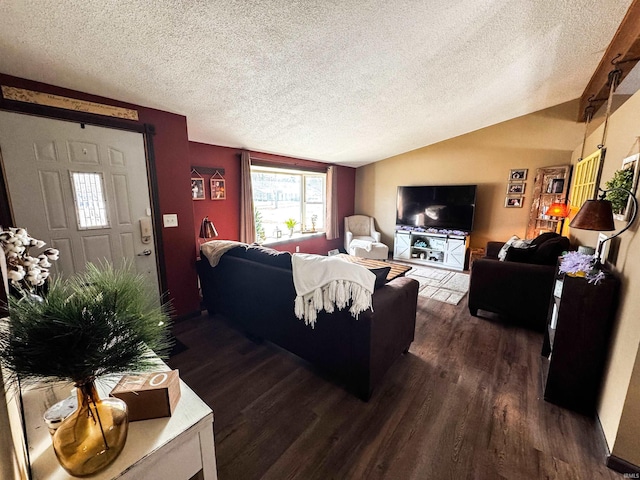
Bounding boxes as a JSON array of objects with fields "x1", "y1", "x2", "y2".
[{"x1": 110, "y1": 370, "x2": 181, "y2": 421}]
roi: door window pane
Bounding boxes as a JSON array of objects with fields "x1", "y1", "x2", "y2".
[{"x1": 70, "y1": 172, "x2": 110, "y2": 229}]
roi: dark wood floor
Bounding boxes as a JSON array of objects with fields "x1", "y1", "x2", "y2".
[{"x1": 169, "y1": 296, "x2": 622, "y2": 480}]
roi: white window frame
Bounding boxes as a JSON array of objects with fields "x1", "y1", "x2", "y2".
[
  {"x1": 251, "y1": 165, "x2": 326, "y2": 242},
  {"x1": 69, "y1": 171, "x2": 110, "y2": 230}
]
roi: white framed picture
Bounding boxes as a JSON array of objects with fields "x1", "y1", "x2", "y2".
[
  {"x1": 509, "y1": 169, "x2": 528, "y2": 181},
  {"x1": 597, "y1": 232, "x2": 610, "y2": 263},
  {"x1": 507, "y1": 183, "x2": 525, "y2": 195},
  {"x1": 613, "y1": 153, "x2": 640, "y2": 221},
  {"x1": 505, "y1": 196, "x2": 523, "y2": 208}
]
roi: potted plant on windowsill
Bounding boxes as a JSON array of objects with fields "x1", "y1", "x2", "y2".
[
  {"x1": 0, "y1": 255, "x2": 172, "y2": 477},
  {"x1": 285, "y1": 218, "x2": 297, "y2": 237}
]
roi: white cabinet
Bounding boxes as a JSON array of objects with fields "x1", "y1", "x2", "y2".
[
  {"x1": 393, "y1": 231, "x2": 469, "y2": 271},
  {"x1": 445, "y1": 237, "x2": 467, "y2": 270},
  {"x1": 394, "y1": 231, "x2": 411, "y2": 259}
]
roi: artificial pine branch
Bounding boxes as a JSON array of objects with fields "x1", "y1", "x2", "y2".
[{"x1": 0, "y1": 262, "x2": 173, "y2": 386}]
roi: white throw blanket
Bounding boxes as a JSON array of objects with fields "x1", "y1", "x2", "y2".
[
  {"x1": 349, "y1": 238, "x2": 373, "y2": 251},
  {"x1": 292, "y1": 253, "x2": 375, "y2": 328},
  {"x1": 201, "y1": 240, "x2": 245, "y2": 267}
]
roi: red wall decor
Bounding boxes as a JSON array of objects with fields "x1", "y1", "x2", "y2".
[{"x1": 189, "y1": 142, "x2": 356, "y2": 255}]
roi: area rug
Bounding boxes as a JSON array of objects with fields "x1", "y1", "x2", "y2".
[{"x1": 405, "y1": 266, "x2": 470, "y2": 305}]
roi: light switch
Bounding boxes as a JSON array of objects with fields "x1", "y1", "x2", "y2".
[{"x1": 163, "y1": 214, "x2": 178, "y2": 228}]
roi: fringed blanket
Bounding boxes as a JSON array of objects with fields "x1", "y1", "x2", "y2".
[
  {"x1": 292, "y1": 253, "x2": 375, "y2": 328},
  {"x1": 201, "y1": 240, "x2": 245, "y2": 267}
]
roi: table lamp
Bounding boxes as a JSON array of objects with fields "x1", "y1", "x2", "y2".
[
  {"x1": 199, "y1": 216, "x2": 218, "y2": 240},
  {"x1": 569, "y1": 187, "x2": 637, "y2": 265},
  {"x1": 547, "y1": 202, "x2": 570, "y2": 233}
]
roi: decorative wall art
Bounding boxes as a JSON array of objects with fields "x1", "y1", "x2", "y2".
[
  {"x1": 1, "y1": 86, "x2": 139, "y2": 120},
  {"x1": 569, "y1": 149, "x2": 605, "y2": 215},
  {"x1": 607, "y1": 153, "x2": 639, "y2": 221},
  {"x1": 507, "y1": 183, "x2": 525, "y2": 195},
  {"x1": 597, "y1": 232, "x2": 611, "y2": 263},
  {"x1": 509, "y1": 169, "x2": 528, "y2": 181},
  {"x1": 548, "y1": 178, "x2": 565, "y2": 194},
  {"x1": 210, "y1": 171, "x2": 226, "y2": 200},
  {"x1": 191, "y1": 169, "x2": 205, "y2": 200},
  {"x1": 505, "y1": 196, "x2": 523, "y2": 208}
]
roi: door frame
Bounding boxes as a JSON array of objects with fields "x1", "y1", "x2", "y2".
[{"x1": 0, "y1": 97, "x2": 168, "y2": 296}]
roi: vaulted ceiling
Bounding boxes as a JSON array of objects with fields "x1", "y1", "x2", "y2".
[{"x1": 0, "y1": 1, "x2": 635, "y2": 167}]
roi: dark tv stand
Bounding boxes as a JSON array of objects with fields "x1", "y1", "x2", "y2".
[{"x1": 393, "y1": 230, "x2": 469, "y2": 271}]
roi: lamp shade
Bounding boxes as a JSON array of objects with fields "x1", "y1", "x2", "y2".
[
  {"x1": 547, "y1": 202, "x2": 569, "y2": 218},
  {"x1": 569, "y1": 199, "x2": 615, "y2": 231},
  {"x1": 199, "y1": 216, "x2": 218, "y2": 239}
]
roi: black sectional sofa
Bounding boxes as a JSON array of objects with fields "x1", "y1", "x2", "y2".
[
  {"x1": 468, "y1": 232, "x2": 570, "y2": 331},
  {"x1": 196, "y1": 244, "x2": 419, "y2": 400}
]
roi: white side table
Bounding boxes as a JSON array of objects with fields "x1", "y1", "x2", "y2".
[{"x1": 21, "y1": 363, "x2": 217, "y2": 480}]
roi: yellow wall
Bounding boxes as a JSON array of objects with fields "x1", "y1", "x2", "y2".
[
  {"x1": 355, "y1": 100, "x2": 583, "y2": 249},
  {"x1": 568, "y1": 90, "x2": 640, "y2": 463},
  {"x1": 356, "y1": 93, "x2": 640, "y2": 466}
]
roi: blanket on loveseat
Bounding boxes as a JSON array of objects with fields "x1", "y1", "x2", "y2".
[
  {"x1": 292, "y1": 253, "x2": 375, "y2": 328},
  {"x1": 201, "y1": 240, "x2": 245, "y2": 267}
]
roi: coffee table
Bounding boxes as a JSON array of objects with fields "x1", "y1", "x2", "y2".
[{"x1": 337, "y1": 254, "x2": 411, "y2": 281}]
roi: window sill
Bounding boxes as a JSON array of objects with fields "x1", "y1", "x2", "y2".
[{"x1": 262, "y1": 232, "x2": 325, "y2": 247}]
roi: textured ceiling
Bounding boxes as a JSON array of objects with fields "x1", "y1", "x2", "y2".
[{"x1": 0, "y1": 1, "x2": 634, "y2": 167}]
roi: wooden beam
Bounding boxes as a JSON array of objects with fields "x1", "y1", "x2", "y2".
[{"x1": 579, "y1": 0, "x2": 640, "y2": 121}]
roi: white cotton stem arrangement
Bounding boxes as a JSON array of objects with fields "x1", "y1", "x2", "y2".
[{"x1": 0, "y1": 227, "x2": 59, "y2": 294}]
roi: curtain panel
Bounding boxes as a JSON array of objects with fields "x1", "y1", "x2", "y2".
[
  {"x1": 326, "y1": 165, "x2": 339, "y2": 240},
  {"x1": 239, "y1": 150, "x2": 256, "y2": 244}
]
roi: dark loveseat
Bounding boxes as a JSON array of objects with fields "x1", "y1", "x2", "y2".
[
  {"x1": 196, "y1": 244, "x2": 419, "y2": 400},
  {"x1": 468, "y1": 232, "x2": 570, "y2": 331}
]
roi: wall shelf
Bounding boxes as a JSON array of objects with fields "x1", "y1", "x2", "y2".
[{"x1": 526, "y1": 165, "x2": 571, "y2": 238}]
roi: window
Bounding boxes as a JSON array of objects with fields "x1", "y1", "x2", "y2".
[
  {"x1": 569, "y1": 149, "x2": 605, "y2": 208},
  {"x1": 251, "y1": 166, "x2": 326, "y2": 242},
  {"x1": 70, "y1": 171, "x2": 110, "y2": 229}
]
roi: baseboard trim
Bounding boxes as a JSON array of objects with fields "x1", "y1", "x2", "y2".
[
  {"x1": 595, "y1": 413, "x2": 640, "y2": 475},
  {"x1": 607, "y1": 455, "x2": 640, "y2": 475},
  {"x1": 174, "y1": 310, "x2": 203, "y2": 323},
  {"x1": 595, "y1": 413, "x2": 611, "y2": 460}
]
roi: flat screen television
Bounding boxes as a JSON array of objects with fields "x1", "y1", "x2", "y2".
[{"x1": 396, "y1": 184, "x2": 477, "y2": 232}]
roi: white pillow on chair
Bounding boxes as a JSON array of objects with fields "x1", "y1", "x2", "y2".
[{"x1": 498, "y1": 235, "x2": 533, "y2": 261}]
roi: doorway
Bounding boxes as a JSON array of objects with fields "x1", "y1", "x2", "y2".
[{"x1": 0, "y1": 110, "x2": 160, "y2": 295}]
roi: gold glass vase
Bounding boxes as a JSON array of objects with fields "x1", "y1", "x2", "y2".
[{"x1": 52, "y1": 379, "x2": 129, "y2": 477}]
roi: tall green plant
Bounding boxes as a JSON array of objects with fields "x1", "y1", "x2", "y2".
[
  {"x1": 254, "y1": 208, "x2": 266, "y2": 242},
  {"x1": 0, "y1": 262, "x2": 172, "y2": 386}
]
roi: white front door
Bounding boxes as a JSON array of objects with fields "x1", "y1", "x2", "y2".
[{"x1": 0, "y1": 111, "x2": 159, "y2": 295}]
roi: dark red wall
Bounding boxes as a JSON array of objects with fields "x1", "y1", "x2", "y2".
[
  {"x1": 190, "y1": 144, "x2": 241, "y2": 242},
  {"x1": 0, "y1": 73, "x2": 199, "y2": 317},
  {"x1": 189, "y1": 142, "x2": 356, "y2": 255},
  {"x1": 0, "y1": 73, "x2": 357, "y2": 316}
]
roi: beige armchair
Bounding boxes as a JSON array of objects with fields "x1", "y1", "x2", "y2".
[{"x1": 344, "y1": 215, "x2": 388, "y2": 259}]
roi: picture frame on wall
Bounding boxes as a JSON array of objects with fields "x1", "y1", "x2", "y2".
[
  {"x1": 597, "y1": 232, "x2": 611, "y2": 263},
  {"x1": 507, "y1": 183, "x2": 525, "y2": 195},
  {"x1": 509, "y1": 169, "x2": 528, "y2": 181},
  {"x1": 210, "y1": 178, "x2": 226, "y2": 200},
  {"x1": 613, "y1": 153, "x2": 640, "y2": 221},
  {"x1": 549, "y1": 178, "x2": 565, "y2": 194},
  {"x1": 505, "y1": 196, "x2": 523, "y2": 208},
  {"x1": 191, "y1": 177, "x2": 205, "y2": 200}
]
